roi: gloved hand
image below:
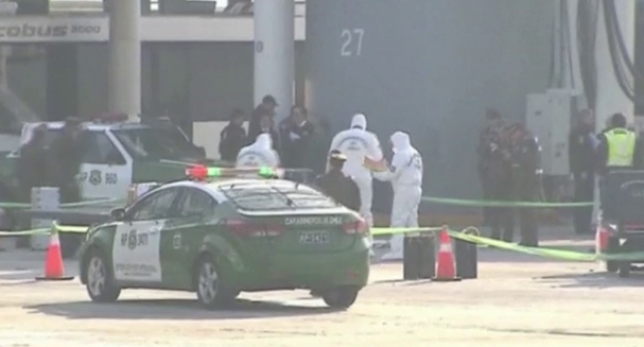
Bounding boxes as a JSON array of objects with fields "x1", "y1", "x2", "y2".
[{"x1": 289, "y1": 132, "x2": 300, "y2": 141}]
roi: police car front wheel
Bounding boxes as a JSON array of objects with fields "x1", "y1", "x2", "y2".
[
  {"x1": 195, "y1": 256, "x2": 237, "y2": 309},
  {"x1": 85, "y1": 250, "x2": 121, "y2": 303}
]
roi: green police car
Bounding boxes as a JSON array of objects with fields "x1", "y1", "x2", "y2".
[{"x1": 78, "y1": 168, "x2": 371, "y2": 310}]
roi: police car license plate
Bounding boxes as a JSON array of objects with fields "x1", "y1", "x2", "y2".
[{"x1": 298, "y1": 230, "x2": 330, "y2": 244}]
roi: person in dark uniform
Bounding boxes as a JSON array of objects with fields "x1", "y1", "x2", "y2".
[
  {"x1": 595, "y1": 113, "x2": 640, "y2": 210},
  {"x1": 506, "y1": 123, "x2": 543, "y2": 247},
  {"x1": 316, "y1": 150, "x2": 361, "y2": 211},
  {"x1": 483, "y1": 117, "x2": 513, "y2": 242},
  {"x1": 596, "y1": 113, "x2": 639, "y2": 175},
  {"x1": 50, "y1": 118, "x2": 85, "y2": 203},
  {"x1": 219, "y1": 109, "x2": 247, "y2": 162},
  {"x1": 568, "y1": 109, "x2": 597, "y2": 235},
  {"x1": 17, "y1": 124, "x2": 50, "y2": 202},
  {"x1": 477, "y1": 108, "x2": 505, "y2": 225}
]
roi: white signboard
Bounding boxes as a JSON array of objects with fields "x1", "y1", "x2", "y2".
[
  {"x1": 0, "y1": 17, "x2": 107, "y2": 42},
  {"x1": 0, "y1": 15, "x2": 306, "y2": 43}
]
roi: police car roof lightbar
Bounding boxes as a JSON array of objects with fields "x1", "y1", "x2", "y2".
[{"x1": 185, "y1": 165, "x2": 281, "y2": 181}]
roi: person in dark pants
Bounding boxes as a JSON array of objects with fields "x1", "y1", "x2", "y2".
[
  {"x1": 477, "y1": 108, "x2": 505, "y2": 226},
  {"x1": 316, "y1": 150, "x2": 361, "y2": 211},
  {"x1": 218, "y1": 109, "x2": 247, "y2": 162},
  {"x1": 481, "y1": 113, "x2": 513, "y2": 241},
  {"x1": 280, "y1": 106, "x2": 316, "y2": 168},
  {"x1": 17, "y1": 124, "x2": 50, "y2": 203},
  {"x1": 595, "y1": 113, "x2": 640, "y2": 209},
  {"x1": 50, "y1": 118, "x2": 84, "y2": 204},
  {"x1": 568, "y1": 109, "x2": 597, "y2": 235},
  {"x1": 50, "y1": 118, "x2": 86, "y2": 258},
  {"x1": 506, "y1": 123, "x2": 543, "y2": 247}
]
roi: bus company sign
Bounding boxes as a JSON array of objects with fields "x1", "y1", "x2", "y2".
[{"x1": 0, "y1": 17, "x2": 108, "y2": 42}]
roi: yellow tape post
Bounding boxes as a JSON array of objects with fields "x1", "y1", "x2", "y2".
[
  {"x1": 371, "y1": 226, "x2": 644, "y2": 262},
  {"x1": 0, "y1": 222, "x2": 89, "y2": 237},
  {"x1": 0, "y1": 223, "x2": 641, "y2": 262}
]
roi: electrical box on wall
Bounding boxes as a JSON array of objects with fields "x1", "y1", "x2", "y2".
[{"x1": 526, "y1": 89, "x2": 584, "y2": 176}]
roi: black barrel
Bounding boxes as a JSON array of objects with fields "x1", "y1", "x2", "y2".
[
  {"x1": 403, "y1": 235, "x2": 420, "y2": 280},
  {"x1": 403, "y1": 233, "x2": 435, "y2": 280},
  {"x1": 417, "y1": 233, "x2": 436, "y2": 279},
  {"x1": 455, "y1": 238, "x2": 477, "y2": 279}
]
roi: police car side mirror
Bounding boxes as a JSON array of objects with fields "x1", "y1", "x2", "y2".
[{"x1": 111, "y1": 207, "x2": 126, "y2": 221}]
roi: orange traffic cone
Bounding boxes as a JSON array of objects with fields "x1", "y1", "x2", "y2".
[
  {"x1": 432, "y1": 226, "x2": 461, "y2": 282},
  {"x1": 595, "y1": 224, "x2": 611, "y2": 255},
  {"x1": 35, "y1": 229, "x2": 74, "y2": 281}
]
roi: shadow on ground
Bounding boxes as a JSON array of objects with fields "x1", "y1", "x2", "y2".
[
  {"x1": 24, "y1": 297, "x2": 339, "y2": 320},
  {"x1": 536, "y1": 270, "x2": 644, "y2": 289}
]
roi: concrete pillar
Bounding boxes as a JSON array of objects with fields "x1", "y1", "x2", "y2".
[
  {"x1": 254, "y1": 0, "x2": 295, "y2": 121},
  {"x1": 594, "y1": 0, "x2": 635, "y2": 129},
  {"x1": 108, "y1": 0, "x2": 142, "y2": 121}
]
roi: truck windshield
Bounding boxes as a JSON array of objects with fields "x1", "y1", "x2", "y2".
[{"x1": 112, "y1": 127, "x2": 202, "y2": 161}]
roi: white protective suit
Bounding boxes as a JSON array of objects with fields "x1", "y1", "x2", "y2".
[
  {"x1": 236, "y1": 133, "x2": 280, "y2": 168},
  {"x1": 375, "y1": 131, "x2": 423, "y2": 260},
  {"x1": 328, "y1": 114, "x2": 383, "y2": 226}
]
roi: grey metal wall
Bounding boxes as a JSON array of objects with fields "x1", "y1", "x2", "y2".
[
  {"x1": 305, "y1": 0, "x2": 555, "y2": 208},
  {"x1": 7, "y1": 41, "x2": 306, "y2": 126}
]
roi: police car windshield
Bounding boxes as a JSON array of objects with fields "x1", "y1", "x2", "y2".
[
  {"x1": 112, "y1": 127, "x2": 198, "y2": 161},
  {"x1": 219, "y1": 182, "x2": 339, "y2": 211}
]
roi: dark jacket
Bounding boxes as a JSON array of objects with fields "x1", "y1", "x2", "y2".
[
  {"x1": 477, "y1": 122, "x2": 505, "y2": 180},
  {"x1": 568, "y1": 125, "x2": 596, "y2": 176},
  {"x1": 248, "y1": 106, "x2": 272, "y2": 142},
  {"x1": 17, "y1": 140, "x2": 50, "y2": 202},
  {"x1": 316, "y1": 170, "x2": 361, "y2": 211},
  {"x1": 280, "y1": 119, "x2": 316, "y2": 168},
  {"x1": 307, "y1": 128, "x2": 333, "y2": 174},
  {"x1": 50, "y1": 131, "x2": 84, "y2": 187},
  {"x1": 218, "y1": 123, "x2": 246, "y2": 162},
  {"x1": 508, "y1": 133, "x2": 543, "y2": 199}
]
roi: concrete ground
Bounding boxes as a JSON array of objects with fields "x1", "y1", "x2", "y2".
[{"x1": 1, "y1": 227, "x2": 644, "y2": 347}]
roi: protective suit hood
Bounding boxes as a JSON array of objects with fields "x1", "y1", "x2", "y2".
[
  {"x1": 254, "y1": 133, "x2": 272, "y2": 149},
  {"x1": 350, "y1": 113, "x2": 367, "y2": 130},
  {"x1": 391, "y1": 131, "x2": 411, "y2": 153}
]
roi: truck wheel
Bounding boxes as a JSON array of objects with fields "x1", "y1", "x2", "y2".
[
  {"x1": 85, "y1": 249, "x2": 121, "y2": 303},
  {"x1": 606, "y1": 236, "x2": 620, "y2": 273},
  {"x1": 194, "y1": 255, "x2": 238, "y2": 310},
  {"x1": 322, "y1": 286, "x2": 360, "y2": 310}
]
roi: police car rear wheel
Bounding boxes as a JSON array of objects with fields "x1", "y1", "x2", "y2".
[
  {"x1": 195, "y1": 257, "x2": 236, "y2": 309},
  {"x1": 322, "y1": 286, "x2": 359, "y2": 310},
  {"x1": 85, "y1": 251, "x2": 121, "y2": 303}
]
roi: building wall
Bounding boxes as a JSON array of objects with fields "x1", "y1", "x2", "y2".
[
  {"x1": 305, "y1": 0, "x2": 555, "y2": 211},
  {"x1": 7, "y1": 41, "x2": 306, "y2": 128}
]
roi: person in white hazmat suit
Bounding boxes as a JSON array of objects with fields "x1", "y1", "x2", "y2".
[
  {"x1": 236, "y1": 133, "x2": 281, "y2": 168},
  {"x1": 374, "y1": 131, "x2": 423, "y2": 261},
  {"x1": 328, "y1": 113, "x2": 383, "y2": 226}
]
